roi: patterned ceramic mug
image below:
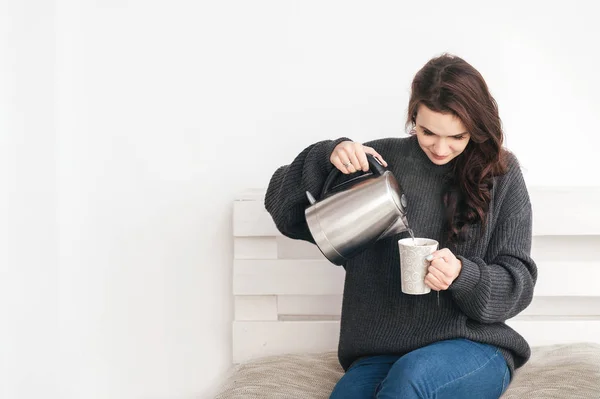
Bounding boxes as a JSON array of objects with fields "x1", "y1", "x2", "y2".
[{"x1": 398, "y1": 238, "x2": 439, "y2": 295}]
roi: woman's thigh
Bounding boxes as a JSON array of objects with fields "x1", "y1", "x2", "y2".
[
  {"x1": 330, "y1": 355, "x2": 400, "y2": 399},
  {"x1": 376, "y1": 339, "x2": 510, "y2": 399}
]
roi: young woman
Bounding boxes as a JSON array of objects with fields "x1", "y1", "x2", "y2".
[{"x1": 264, "y1": 53, "x2": 537, "y2": 399}]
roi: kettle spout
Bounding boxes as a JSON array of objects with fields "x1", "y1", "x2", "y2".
[{"x1": 378, "y1": 213, "x2": 410, "y2": 239}]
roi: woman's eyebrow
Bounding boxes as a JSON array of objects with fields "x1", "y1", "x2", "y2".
[{"x1": 419, "y1": 125, "x2": 468, "y2": 137}]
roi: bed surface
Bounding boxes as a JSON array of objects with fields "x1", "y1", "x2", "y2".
[{"x1": 215, "y1": 343, "x2": 600, "y2": 398}]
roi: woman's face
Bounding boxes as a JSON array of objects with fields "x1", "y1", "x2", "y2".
[{"x1": 414, "y1": 104, "x2": 470, "y2": 165}]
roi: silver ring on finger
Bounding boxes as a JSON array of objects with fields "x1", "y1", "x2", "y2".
[{"x1": 343, "y1": 162, "x2": 352, "y2": 168}]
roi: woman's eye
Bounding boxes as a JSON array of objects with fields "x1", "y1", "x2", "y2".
[
  {"x1": 423, "y1": 130, "x2": 434, "y2": 136},
  {"x1": 453, "y1": 135, "x2": 465, "y2": 140}
]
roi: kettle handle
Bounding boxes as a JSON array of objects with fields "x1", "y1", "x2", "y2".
[{"x1": 320, "y1": 153, "x2": 387, "y2": 199}]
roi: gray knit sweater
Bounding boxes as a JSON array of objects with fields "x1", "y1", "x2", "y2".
[{"x1": 264, "y1": 135, "x2": 538, "y2": 376}]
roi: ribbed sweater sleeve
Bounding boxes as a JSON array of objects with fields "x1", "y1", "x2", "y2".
[
  {"x1": 264, "y1": 138, "x2": 351, "y2": 242},
  {"x1": 449, "y1": 167, "x2": 538, "y2": 324}
]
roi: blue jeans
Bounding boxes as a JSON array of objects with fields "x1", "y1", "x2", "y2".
[{"x1": 330, "y1": 339, "x2": 510, "y2": 399}]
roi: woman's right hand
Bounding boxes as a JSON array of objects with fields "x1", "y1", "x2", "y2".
[{"x1": 330, "y1": 141, "x2": 388, "y2": 174}]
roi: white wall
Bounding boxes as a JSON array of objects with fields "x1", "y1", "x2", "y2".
[
  {"x1": 0, "y1": 1, "x2": 58, "y2": 398},
  {"x1": 1, "y1": 1, "x2": 598, "y2": 398}
]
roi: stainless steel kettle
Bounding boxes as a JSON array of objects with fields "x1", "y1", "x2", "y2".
[{"x1": 305, "y1": 154, "x2": 410, "y2": 265}]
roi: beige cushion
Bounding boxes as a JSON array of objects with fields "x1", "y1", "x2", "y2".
[
  {"x1": 501, "y1": 343, "x2": 600, "y2": 399},
  {"x1": 215, "y1": 343, "x2": 600, "y2": 399}
]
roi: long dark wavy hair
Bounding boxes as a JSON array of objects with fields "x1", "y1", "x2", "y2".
[{"x1": 407, "y1": 54, "x2": 508, "y2": 243}]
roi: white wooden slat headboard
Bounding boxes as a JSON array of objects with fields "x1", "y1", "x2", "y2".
[{"x1": 232, "y1": 187, "x2": 600, "y2": 364}]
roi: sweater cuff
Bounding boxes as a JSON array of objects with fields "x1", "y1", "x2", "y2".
[{"x1": 449, "y1": 256, "x2": 481, "y2": 294}]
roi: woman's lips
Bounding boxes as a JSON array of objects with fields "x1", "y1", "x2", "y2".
[{"x1": 431, "y1": 153, "x2": 448, "y2": 160}]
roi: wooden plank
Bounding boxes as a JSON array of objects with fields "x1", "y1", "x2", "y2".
[
  {"x1": 234, "y1": 296, "x2": 278, "y2": 321},
  {"x1": 532, "y1": 235, "x2": 600, "y2": 263},
  {"x1": 534, "y1": 261, "x2": 600, "y2": 296},
  {"x1": 232, "y1": 320, "x2": 340, "y2": 364},
  {"x1": 234, "y1": 187, "x2": 600, "y2": 237},
  {"x1": 520, "y1": 296, "x2": 600, "y2": 316},
  {"x1": 233, "y1": 260, "x2": 344, "y2": 295},
  {"x1": 273, "y1": 296, "x2": 600, "y2": 318},
  {"x1": 233, "y1": 201, "x2": 279, "y2": 237},
  {"x1": 277, "y1": 295, "x2": 343, "y2": 316},
  {"x1": 232, "y1": 226, "x2": 600, "y2": 261},
  {"x1": 278, "y1": 315, "x2": 340, "y2": 321},
  {"x1": 277, "y1": 236, "x2": 323, "y2": 259},
  {"x1": 530, "y1": 187, "x2": 600, "y2": 236},
  {"x1": 232, "y1": 319, "x2": 600, "y2": 363},
  {"x1": 506, "y1": 319, "x2": 600, "y2": 346},
  {"x1": 233, "y1": 259, "x2": 600, "y2": 297},
  {"x1": 234, "y1": 237, "x2": 278, "y2": 259}
]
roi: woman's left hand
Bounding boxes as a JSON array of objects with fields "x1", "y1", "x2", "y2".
[{"x1": 424, "y1": 248, "x2": 463, "y2": 291}]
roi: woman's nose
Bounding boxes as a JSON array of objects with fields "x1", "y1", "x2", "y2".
[{"x1": 433, "y1": 140, "x2": 449, "y2": 155}]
